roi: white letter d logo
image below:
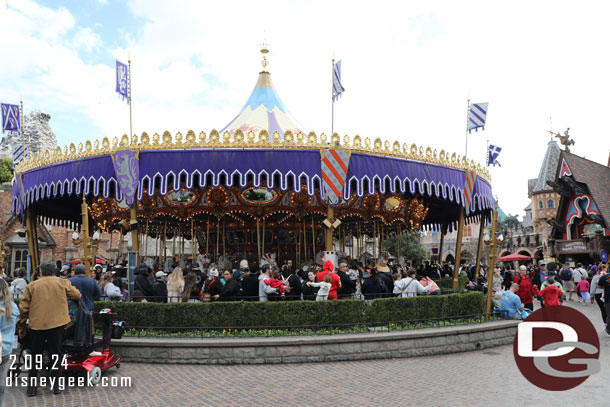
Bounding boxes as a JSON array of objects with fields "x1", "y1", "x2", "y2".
[{"x1": 518, "y1": 322, "x2": 577, "y2": 357}]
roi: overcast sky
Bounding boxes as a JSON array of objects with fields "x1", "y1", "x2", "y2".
[{"x1": 2, "y1": 0, "x2": 609, "y2": 218}]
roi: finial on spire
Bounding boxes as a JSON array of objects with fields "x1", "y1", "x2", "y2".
[{"x1": 260, "y1": 41, "x2": 269, "y2": 72}]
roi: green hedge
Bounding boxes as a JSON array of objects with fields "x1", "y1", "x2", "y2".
[
  {"x1": 435, "y1": 274, "x2": 468, "y2": 289},
  {"x1": 94, "y1": 292, "x2": 484, "y2": 329}
]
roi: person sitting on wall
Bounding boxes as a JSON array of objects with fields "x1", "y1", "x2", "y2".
[{"x1": 499, "y1": 283, "x2": 524, "y2": 319}]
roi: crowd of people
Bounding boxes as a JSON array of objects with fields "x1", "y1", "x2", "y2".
[
  {"x1": 129, "y1": 258, "x2": 445, "y2": 303},
  {"x1": 462, "y1": 259, "x2": 610, "y2": 329}
]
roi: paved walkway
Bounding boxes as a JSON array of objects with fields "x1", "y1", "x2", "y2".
[{"x1": 5, "y1": 301, "x2": 609, "y2": 407}]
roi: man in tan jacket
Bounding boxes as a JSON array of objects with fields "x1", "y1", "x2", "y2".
[{"x1": 18, "y1": 261, "x2": 81, "y2": 396}]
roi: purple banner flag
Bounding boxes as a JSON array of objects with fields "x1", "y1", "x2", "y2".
[
  {"x1": 115, "y1": 60, "x2": 129, "y2": 103},
  {"x1": 111, "y1": 150, "x2": 139, "y2": 206},
  {"x1": 1, "y1": 103, "x2": 20, "y2": 133}
]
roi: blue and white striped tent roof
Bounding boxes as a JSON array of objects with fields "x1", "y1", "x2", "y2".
[{"x1": 220, "y1": 52, "x2": 302, "y2": 141}]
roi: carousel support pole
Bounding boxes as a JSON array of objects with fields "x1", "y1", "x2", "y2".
[
  {"x1": 373, "y1": 220, "x2": 377, "y2": 261},
  {"x1": 144, "y1": 218, "x2": 149, "y2": 259},
  {"x1": 216, "y1": 219, "x2": 220, "y2": 260},
  {"x1": 129, "y1": 203, "x2": 139, "y2": 266},
  {"x1": 163, "y1": 222, "x2": 167, "y2": 265},
  {"x1": 118, "y1": 231, "x2": 124, "y2": 264},
  {"x1": 256, "y1": 218, "x2": 261, "y2": 262},
  {"x1": 276, "y1": 226, "x2": 280, "y2": 266},
  {"x1": 191, "y1": 218, "x2": 196, "y2": 263},
  {"x1": 325, "y1": 205, "x2": 334, "y2": 251},
  {"x1": 171, "y1": 228, "x2": 177, "y2": 263},
  {"x1": 296, "y1": 221, "x2": 300, "y2": 265},
  {"x1": 311, "y1": 216, "x2": 316, "y2": 261},
  {"x1": 25, "y1": 208, "x2": 40, "y2": 272},
  {"x1": 81, "y1": 197, "x2": 92, "y2": 277},
  {"x1": 261, "y1": 217, "x2": 265, "y2": 260},
  {"x1": 206, "y1": 218, "x2": 210, "y2": 256},
  {"x1": 486, "y1": 206, "x2": 499, "y2": 320},
  {"x1": 438, "y1": 227, "x2": 445, "y2": 265},
  {"x1": 303, "y1": 220, "x2": 307, "y2": 262},
  {"x1": 222, "y1": 217, "x2": 226, "y2": 260},
  {"x1": 452, "y1": 208, "x2": 466, "y2": 290},
  {"x1": 474, "y1": 218, "x2": 486, "y2": 281}
]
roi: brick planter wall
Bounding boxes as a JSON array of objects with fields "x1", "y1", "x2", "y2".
[{"x1": 111, "y1": 320, "x2": 519, "y2": 365}]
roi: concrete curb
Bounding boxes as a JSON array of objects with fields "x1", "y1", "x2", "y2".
[{"x1": 111, "y1": 320, "x2": 520, "y2": 364}]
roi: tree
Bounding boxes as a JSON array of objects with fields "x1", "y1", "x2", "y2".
[
  {"x1": 0, "y1": 159, "x2": 13, "y2": 183},
  {"x1": 383, "y1": 231, "x2": 428, "y2": 262}
]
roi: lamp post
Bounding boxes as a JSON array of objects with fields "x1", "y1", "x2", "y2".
[{"x1": 483, "y1": 205, "x2": 503, "y2": 320}]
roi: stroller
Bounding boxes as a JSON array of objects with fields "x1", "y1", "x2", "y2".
[{"x1": 12, "y1": 302, "x2": 122, "y2": 385}]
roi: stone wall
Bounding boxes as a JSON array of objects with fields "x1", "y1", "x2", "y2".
[{"x1": 112, "y1": 320, "x2": 519, "y2": 365}]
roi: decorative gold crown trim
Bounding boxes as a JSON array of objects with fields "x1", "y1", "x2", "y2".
[{"x1": 14, "y1": 130, "x2": 491, "y2": 182}]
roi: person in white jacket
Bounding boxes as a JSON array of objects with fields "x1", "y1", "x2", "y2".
[
  {"x1": 99, "y1": 273, "x2": 122, "y2": 301},
  {"x1": 393, "y1": 270, "x2": 431, "y2": 297},
  {"x1": 166, "y1": 266, "x2": 185, "y2": 303}
]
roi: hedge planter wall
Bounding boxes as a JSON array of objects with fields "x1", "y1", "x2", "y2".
[{"x1": 95, "y1": 292, "x2": 484, "y2": 330}]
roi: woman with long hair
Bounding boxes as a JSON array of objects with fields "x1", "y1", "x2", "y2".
[
  {"x1": 167, "y1": 267, "x2": 185, "y2": 303},
  {"x1": 182, "y1": 272, "x2": 200, "y2": 302},
  {"x1": 99, "y1": 273, "x2": 122, "y2": 301},
  {"x1": 0, "y1": 279, "x2": 19, "y2": 403}
]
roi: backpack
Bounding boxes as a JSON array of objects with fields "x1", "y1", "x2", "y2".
[{"x1": 560, "y1": 268, "x2": 572, "y2": 281}]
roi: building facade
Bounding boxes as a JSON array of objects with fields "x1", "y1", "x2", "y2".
[{"x1": 528, "y1": 140, "x2": 561, "y2": 259}]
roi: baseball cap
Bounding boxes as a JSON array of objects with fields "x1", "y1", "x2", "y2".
[
  {"x1": 155, "y1": 271, "x2": 167, "y2": 278},
  {"x1": 538, "y1": 260, "x2": 546, "y2": 266}
]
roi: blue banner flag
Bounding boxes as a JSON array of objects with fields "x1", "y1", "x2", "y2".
[
  {"x1": 115, "y1": 60, "x2": 129, "y2": 103},
  {"x1": 332, "y1": 60, "x2": 345, "y2": 102},
  {"x1": 467, "y1": 102, "x2": 488, "y2": 133},
  {"x1": 487, "y1": 144, "x2": 501, "y2": 167},
  {"x1": 12, "y1": 144, "x2": 28, "y2": 168},
  {"x1": 1, "y1": 103, "x2": 20, "y2": 133}
]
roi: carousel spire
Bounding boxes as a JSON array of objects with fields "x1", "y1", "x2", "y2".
[{"x1": 220, "y1": 42, "x2": 302, "y2": 141}]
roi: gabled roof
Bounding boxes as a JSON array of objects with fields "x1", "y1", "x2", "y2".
[
  {"x1": 558, "y1": 151, "x2": 610, "y2": 226},
  {"x1": 531, "y1": 141, "x2": 561, "y2": 194}
]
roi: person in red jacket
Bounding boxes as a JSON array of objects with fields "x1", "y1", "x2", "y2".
[
  {"x1": 317, "y1": 260, "x2": 341, "y2": 300},
  {"x1": 513, "y1": 265, "x2": 535, "y2": 311},
  {"x1": 534, "y1": 276, "x2": 563, "y2": 306}
]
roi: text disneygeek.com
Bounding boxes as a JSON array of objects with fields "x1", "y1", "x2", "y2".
[{"x1": 6, "y1": 375, "x2": 132, "y2": 389}]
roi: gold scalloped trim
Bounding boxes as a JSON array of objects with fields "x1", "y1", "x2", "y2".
[{"x1": 14, "y1": 130, "x2": 491, "y2": 182}]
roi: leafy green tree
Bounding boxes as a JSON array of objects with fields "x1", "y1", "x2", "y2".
[
  {"x1": 0, "y1": 159, "x2": 13, "y2": 183},
  {"x1": 383, "y1": 231, "x2": 428, "y2": 262}
]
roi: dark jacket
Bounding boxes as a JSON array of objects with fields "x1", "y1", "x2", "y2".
[
  {"x1": 219, "y1": 278, "x2": 241, "y2": 301},
  {"x1": 337, "y1": 270, "x2": 356, "y2": 298},
  {"x1": 301, "y1": 280, "x2": 319, "y2": 301},
  {"x1": 241, "y1": 273, "x2": 259, "y2": 301},
  {"x1": 69, "y1": 275, "x2": 102, "y2": 311},
  {"x1": 286, "y1": 274, "x2": 302, "y2": 301},
  {"x1": 205, "y1": 279, "x2": 223, "y2": 300},
  {"x1": 362, "y1": 277, "x2": 383, "y2": 300},
  {"x1": 134, "y1": 264, "x2": 153, "y2": 298},
  {"x1": 151, "y1": 279, "x2": 168, "y2": 302}
]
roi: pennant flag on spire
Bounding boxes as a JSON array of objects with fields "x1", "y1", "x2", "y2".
[
  {"x1": 1, "y1": 103, "x2": 20, "y2": 133},
  {"x1": 463, "y1": 171, "x2": 476, "y2": 215},
  {"x1": 332, "y1": 60, "x2": 345, "y2": 102},
  {"x1": 487, "y1": 144, "x2": 502, "y2": 167},
  {"x1": 115, "y1": 60, "x2": 129, "y2": 103},
  {"x1": 467, "y1": 102, "x2": 488, "y2": 133}
]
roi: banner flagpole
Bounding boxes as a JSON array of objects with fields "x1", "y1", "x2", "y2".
[
  {"x1": 464, "y1": 98, "x2": 470, "y2": 158},
  {"x1": 128, "y1": 52, "x2": 133, "y2": 140},
  {"x1": 19, "y1": 97, "x2": 27, "y2": 149},
  {"x1": 331, "y1": 58, "x2": 335, "y2": 135}
]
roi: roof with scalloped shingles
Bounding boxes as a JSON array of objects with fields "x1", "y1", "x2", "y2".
[{"x1": 531, "y1": 141, "x2": 561, "y2": 195}]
